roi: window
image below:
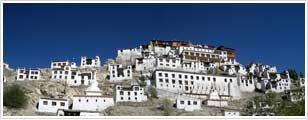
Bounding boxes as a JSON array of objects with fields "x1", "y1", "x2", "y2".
[
  {"x1": 213, "y1": 77, "x2": 216, "y2": 82},
  {"x1": 225, "y1": 79, "x2": 227, "y2": 82},
  {"x1": 179, "y1": 80, "x2": 182, "y2": 84},
  {"x1": 134, "y1": 87, "x2": 139, "y2": 91},
  {"x1": 202, "y1": 77, "x2": 205, "y2": 81},
  {"x1": 120, "y1": 91, "x2": 124, "y2": 95},
  {"x1": 165, "y1": 79, "x2": 169, "y2": 83},
  {"x1": 86, "y1": 99, "x2": 89, "y2": 102},
  {"x1": 190, "y1": 76, "x2": 193, "y2": 80},
  {"x1": 188, "y1": 101, "x2": 191, "y2": 105},
  {"x1": 191, "y1": 81, "x2": 194, "y2": 85},
  {"x1": 172, "y1": 80, "x2": 175, "y2": 84},
  {"x1": 180, "y1": 101, "x2": 184, "y2": 104},
  {"x1": 121, "y1": 97, "x2": 123, "y2": 100},
  {"x1": 165, "y1": 73, "x2": 168, "y2": 77},
  {"x1": 185, "y1": 86, "x2": 189, "y2": 91},
  {"x1": 158, "y1": 73, "x2": 162, "y2": 77},
  {"x1": 179, "y1": 74, "x2": 182, "y2": 78},
  {"x1": 230, "y1": 79, "x2": 232, "y2": 83},
  {"x1": 60, "y1": 102, "x2": 65, "y2": 106},
  {"x1": 96, "y1": 99, "x2": 98, "y2": 102},
  {"x1": 43, "y1": 101, "x2": 48, "y2": 105},
  {"x1": 52, "y1": 102, "x2": 57, "y2": 106},
  {"x1": 159, "y1": 79, "x2": 163, "y2": 82},
  {"x1": 208, "y1": 77, "x2": 210, "y2": 81},
  {"x1": 185, "y1": 75, "x2": 188, "y2": 79},
  {"x1": 172, "y1": 74, "x2": 175, "y2": 78},
  {"x1": 134, "y1": 92, "x2": 137, "y2": 96},
  {"x1": 135, "y1": 97, "x2": 137, "y2": 100},
  {"x1": 185, "y1": 81, "x2": 188, "y2": 85},
  {"x1": 78, "y1": 99, "x2": 81, "y2": 102},
  {"x1": 128, "y1": 92, "x2": 131, "y2": 95},
  {"x1": 128, "y1": 97, "x2": 131, "y2": 100},
  {"x1": 193, "y1": 101, "x2": 197, "y2": 105}
]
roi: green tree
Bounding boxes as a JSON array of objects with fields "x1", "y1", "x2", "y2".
[
  {"x1": 148, "y1": 86, "x2": 158, "y2": 98},
  {"x1": 4, "y1": 84, "x2": 28, "y2": 108},
  {"x1": 162, "y1": 98, "x2": 173, "y2": 116},
  {"x1": 139, "y1": 76, "x2": 146, "y2": 87},
  {"x1": 288, "y1": 69, "x2": 299, "y2": 80},
  {"x1": 276, "y1": 100, "x2": 305, "y2": 116},
  {"x1": 264, "y1": 91, "x2": 279, "y2": 106}
]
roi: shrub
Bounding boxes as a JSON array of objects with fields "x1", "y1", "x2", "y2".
[
  {"x1": 162, "y1": 98, "x2": 173, "y2": 116},
  {"x1": 4, "y1": 84, "x2": 28, "y2": 108},
  {"x1": 148, "y1": 86, "x2": 158, "y2": 98}
]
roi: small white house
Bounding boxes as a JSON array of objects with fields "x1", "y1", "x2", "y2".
[
  {"x1": 108, "y1": 64, "x2": 132, "y2": 82},
  {"x1": 239, "y1": 76, "x2": 255, "y2": 92},
  {"x1": 135, "y1": 57, "x2": 157, "y2": 74},
  {"x1": 72, "y1": 81, "x2": 114, "y2": 112},
  {"x1": 224, "y1": 111, "x2": 240, "y2": 116},
  {"x1": 80, "y1": 56, "x2": 101, "y2": 67},
  {"x1": 182, "y1": 61, "x2": 215, "y2": 73},
  {"x1": 115, "y1": 84, "x2": 147, "y2": 102},
  {"x1": 176, "y1": 95, "x2": 201, "y2": 111},
  {"x1": 37, "y1": 96, "x2": 69, "y2": 113},
  {"x1": 116, "y1": 48, "x2": 142, "y2": 64},
  {"x1": 51, "y1": 60, "x2": 76, "y2": 81},
  {"x1": 68, "y1": 70, "x2": 97, "y2": 86},
  {"x1": 51, "y1": 60, "x2": 76, "y2": 69},
  {"x1": 16, "y1": 68, "x2": 40, "y2": 81},
  {"x1": 156, "y1": 56, "x2": 181, "y2": 69}
]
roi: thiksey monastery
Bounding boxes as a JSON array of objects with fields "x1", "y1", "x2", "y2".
[{"x1": 2, "y1": 39, "x2": 305, "y2": 116}]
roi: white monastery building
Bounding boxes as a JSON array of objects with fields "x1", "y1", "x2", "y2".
[
  {"x1": 176, "y1": 95, "x2": 201, "y2": 111},
  {"x1": 80, "y1": 56, "x2": 101, "y2": 67},
  {"x1": 108, "y1": 64, "x2": 132, "y2": 82},
  {"x1": 16, "y1": 68, "x2": 40, "y2": 80},
  {"x1": 154, "y1": 69, "x2": 241, "y2": 98},
  {"x1": 115, "y1": 84, "x2": 148, "y2": 102},
  {"x1": 37, "y1": 96, "x2": 69, "y2": 113}
]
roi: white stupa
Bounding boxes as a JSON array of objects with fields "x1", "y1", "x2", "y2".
[
  {"x1": 208, "y1": 87, "x2": 220, "y2": 100},
  {"x1": 85, "y1": 80, "x2": 102, "y2": 96}
]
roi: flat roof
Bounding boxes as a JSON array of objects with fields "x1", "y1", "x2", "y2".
[
  {"x1": 154, "y1": 69, "x2": 237, "y2": 77},
  {"x1": 73, "y1": 95, "x2": 113, "y2": 98},
  {"x1": 40, "y1": 97, "x2": 68, "y2": 101}
]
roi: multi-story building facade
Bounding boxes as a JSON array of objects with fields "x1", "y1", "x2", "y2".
[
  {"x1": 115, "y1": 84, "x2": 148, "y2": 102},
  {"x1": 176, "y1": 95, "x2": 201, "y2": 111},
  {"x1": 108, "y1": 64, "x2": 132, "y2": 82},
  {"x1": 154, "y1": 69, "x2": 241, "y2": 98},
  {"x1": 16, "y1": 68, "x2": 40, "y2": 80},
  {"x1": 37, "y1": 96, "x2": 69, "y2": 113},
  {"x1": 80, "y1": 56, "x2": 101, "y2": 67}
]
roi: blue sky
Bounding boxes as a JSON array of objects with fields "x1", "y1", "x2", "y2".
[{"x1": 3, "y1": 3, "x2": 305, "y2": 73}]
